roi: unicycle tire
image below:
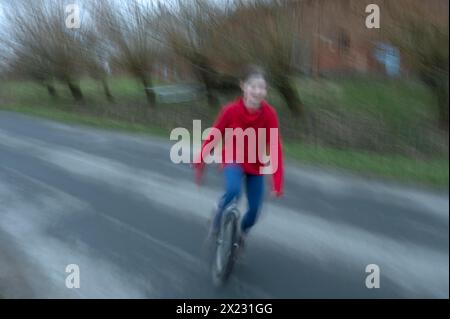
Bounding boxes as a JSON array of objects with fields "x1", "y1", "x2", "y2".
[{"x1": 211, "y1": 209, "x2": 239, "y2": 286}]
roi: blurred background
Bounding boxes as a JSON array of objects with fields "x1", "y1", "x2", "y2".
[
  {"x1": 0, "y1": 0, "x2": 448, "y2": 299},
  {"x1": 0, "y1": 0, "x2": 448, "y2": 187}
]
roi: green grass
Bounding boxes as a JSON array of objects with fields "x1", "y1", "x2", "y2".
[
  {"x1": 284, "y1": 143, "x2": 449, "y2": 189},
  {"x1": 0, "y1": 76, "x2": 448, "y2": 189},
  {"x1": 0, "y1": 103, "x2": 169, "y2": 137},
  {"x1": 295, "y1": 76, "x2": 436, "y2": 127},
  {"x1": 1, "y1": 102, "x2": 447, "y2": 190}
]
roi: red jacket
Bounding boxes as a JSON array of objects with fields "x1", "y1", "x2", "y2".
[{"x1": 195, "y1": 97, "x2": 284, "y2": 195}]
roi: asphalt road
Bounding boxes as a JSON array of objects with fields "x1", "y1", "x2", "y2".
[{"x1": 0, "y1": 111, "x2": 448, "y2": 298}]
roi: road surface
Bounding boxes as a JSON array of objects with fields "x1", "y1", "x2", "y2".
[{"x1": 0, "y1": 111, "x2": 448, "y2": 298}]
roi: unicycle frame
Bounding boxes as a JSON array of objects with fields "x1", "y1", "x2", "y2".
[{"x1": 211, "y1": 202, "x2": 241, "y2": 286}]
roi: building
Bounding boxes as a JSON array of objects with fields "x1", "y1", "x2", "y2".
[{"x1": 292, "y1": 0, "x2": 448, "y2": 77}]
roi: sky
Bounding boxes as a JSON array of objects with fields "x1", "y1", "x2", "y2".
[{"x1": 0, "y1": 0, "x2": 233, "y2": 67}]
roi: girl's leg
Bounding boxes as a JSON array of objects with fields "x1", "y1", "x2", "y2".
[
  {"x1": 212, "y1": 164, "x2": 244, "y2": 232},
  {"x1": 241, "y1": 174, "x2": 265, "y2": 235}
]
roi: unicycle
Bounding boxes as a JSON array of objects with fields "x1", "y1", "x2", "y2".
[{"x1": 211, "y1": 202, "x2": 241, "y2": 287}]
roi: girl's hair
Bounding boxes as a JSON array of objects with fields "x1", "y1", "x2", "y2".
[{"x1": 239, "y1": 64, "x2": 267, "y2": 83}]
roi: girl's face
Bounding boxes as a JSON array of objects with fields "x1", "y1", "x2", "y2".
[{"x1": 241, "y1": 75, "x2": 267, "y2": 108}]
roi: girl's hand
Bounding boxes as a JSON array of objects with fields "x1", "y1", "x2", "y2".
[{"x1": 192, "y1": 162, "x2": 205, "y2": 186}]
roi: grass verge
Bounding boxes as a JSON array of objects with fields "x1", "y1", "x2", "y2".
[{"x1": 1, "y1": 102, "x2": 448, "y2": 190}]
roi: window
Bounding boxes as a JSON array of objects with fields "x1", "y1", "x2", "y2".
[{"x1": 338, "y1": 30, "x2": 350, "y2": 55}]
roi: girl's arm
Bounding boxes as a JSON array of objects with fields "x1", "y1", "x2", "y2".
[
  {"x1": 267, "y1": 109, "x2": 284, "y2": 196},
  {"x1": 194, "y1": 105, "x2": 230, "y2": 183}
]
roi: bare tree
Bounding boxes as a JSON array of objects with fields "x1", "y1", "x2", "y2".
[
  {"x1": 3, "y1": 0, "x2": 91, "y2": 101},
  {"x1": 157, "y1": 0, "x2": 231, "y2": 108},
  {"x1": 9, "y1": 48, "x2": 59, "y2": 97},
  {"x1": 214, "y1": 0, "x2": 304, "y2": 115},
  {"x1": 385, "y1": 0, "x2": 449, "y2": 131},
  {"x1": 93, "y1": 0, "x2": 162, "y2": 107},
  {"x1": 82, "y1": 27, "x2": 114, "y2": 102}
]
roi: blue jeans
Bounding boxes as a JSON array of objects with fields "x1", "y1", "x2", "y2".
[{"x1": 213, "y1": 164, "x2": 265, "y2": 235}]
